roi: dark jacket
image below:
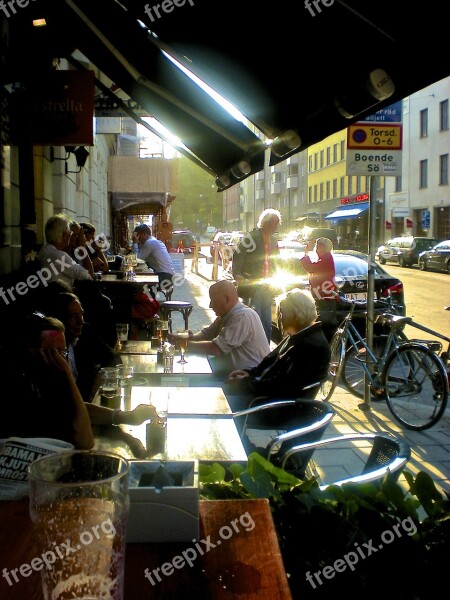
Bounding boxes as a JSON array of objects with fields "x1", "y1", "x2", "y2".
[{"x1": 239, "y1": 322, "x2": 330, "y2": 398}]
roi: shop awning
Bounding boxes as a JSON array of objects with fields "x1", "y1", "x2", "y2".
[
  {"x1": 4, "y1": 0, "x2": 450, "y2": 190},
  {"x1": 325, "y1": 203, "x2": 370, "y2": 221}
]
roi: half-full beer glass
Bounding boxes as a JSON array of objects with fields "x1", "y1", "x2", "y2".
[{"x1": 28, "y1": 450, "x2": 129, "y2": 600}]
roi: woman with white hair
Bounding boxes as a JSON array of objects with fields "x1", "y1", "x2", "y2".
[
  {"x1": 300, "y1": 236, "x2": 337, "y2": 341},
  {"x1": 225, "y1": 288, "x2": 330, "y2": 408}
]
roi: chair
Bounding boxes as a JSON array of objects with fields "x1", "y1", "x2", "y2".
[
  {"x1": 233, "y1": 399, "x2": 335, "y2": 478},
  {"x1": 280, "y1": 433, "x2": 411, "y2": 489},
  {"x1": 159, "y1": 300, "x2": 193, "y2": 332}
]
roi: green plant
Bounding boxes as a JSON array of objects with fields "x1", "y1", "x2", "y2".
[{"x1": 200, "y1": 453, "x2": 450, "y2": 600}]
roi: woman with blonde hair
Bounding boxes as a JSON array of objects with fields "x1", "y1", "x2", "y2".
[{"x1": 225, "y1": 288, "x2": 330, "y2": 409}]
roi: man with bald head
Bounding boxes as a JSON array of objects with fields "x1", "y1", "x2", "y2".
[{"x1": 172, "y1": 280, "x2": 270, "y2": 374}]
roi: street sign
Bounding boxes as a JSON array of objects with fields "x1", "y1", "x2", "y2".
[
  {"x1": 347, "y1": 123, "x2": 402, "y2": 150},
  {"x1": 421, "y1": 210, "x2": 431, "y2": 229},
  {"x1": 361, "y1": 100, "x2": 403, "y2": 123},
  {"x1": 346, "y1": 149, "x2": 402, "y2": 176}
]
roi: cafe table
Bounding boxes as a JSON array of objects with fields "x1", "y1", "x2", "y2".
[
  {"x1": 122, "y1": 352, "x2": 214, "y2": 387},
  {"x1": 0, "y1": 498, "x2": 292, "y2": 599},
  {"x1": 95, "y1": 386, "x2": 248, "y2": 464}
]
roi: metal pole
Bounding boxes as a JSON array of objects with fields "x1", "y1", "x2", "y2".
[{"x1": 361, "y1": 175, "x2": 378, "y2": 411}]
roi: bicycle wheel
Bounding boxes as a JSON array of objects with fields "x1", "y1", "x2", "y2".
[
  {"x1": 320, "y1": 330, "x2": 346, "y2": 402},
  {"x1": 382, "y1": 343, "x2": 448, "y2": 431},
  {"x1": 342, "y1": 336, "x2": 385, "y2": 399}
]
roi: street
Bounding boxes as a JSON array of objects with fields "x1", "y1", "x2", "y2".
[{"x1": 377, "y1": 263, "x2": 450, "y2": 342}]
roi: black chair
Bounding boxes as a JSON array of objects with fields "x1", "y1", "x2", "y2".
[
  {"x1": 280, "y1": 433, "x2": 411, "y2": 488},
  {"x1": 159, "y1": 300, "x2": 193, "y2": 332},
  {"x1": 233, "y1": 398, "x2": 335, "y2": 478}
]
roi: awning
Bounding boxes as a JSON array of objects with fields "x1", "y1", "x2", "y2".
[
  {"x1": 4, "y1": 0, "x2": 450, "y2": 189},
  {"x1": 325, "y1": 203, "x2": 370, "y2": 221}
]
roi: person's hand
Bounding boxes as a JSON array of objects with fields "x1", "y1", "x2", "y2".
[
  {"x1": 121, "y1": 404, "x2": 159, "y2": 426},
  {"x1": 305, "y1": 240, "x2": 315, "y2": 252},
  {"x1": 225, "y1": 370, "x2": 249, "y2": 382}
]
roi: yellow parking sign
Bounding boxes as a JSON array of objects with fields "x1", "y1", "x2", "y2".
[{"x1": 347, "y1": 123, "x2": 402, "y2": 150}]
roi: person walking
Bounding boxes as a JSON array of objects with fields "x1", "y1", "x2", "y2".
[{"x1": 231, "y1": 208, "x2": 281, "y2": 342}]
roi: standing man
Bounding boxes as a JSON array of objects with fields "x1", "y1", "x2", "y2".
[
  {"x1": 232, "y1": 208, "x2": 281, "y2": 342},
  {"x1": 133, "y1": 223, "x2": 175, "y2": 297}
]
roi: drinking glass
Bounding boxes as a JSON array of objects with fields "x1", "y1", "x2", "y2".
[
  {"x1": 156, "y1": 320, "x2": 169, "y2": 348},
  {"x1": 176, "y1": 329, "x2": 189, "y2": 364},
  {"x1": 118, "y1": 364, "x2": 134, "y2": 387},
  {"x1": 116, "y1": 323, "x2": 129, "y2": 344},
  {"x1": 99, "y1": 367, "x2": 120, "y2": 408},
  {"x1": 28, "y1": 450, "x2": 129, "y2": 600}
]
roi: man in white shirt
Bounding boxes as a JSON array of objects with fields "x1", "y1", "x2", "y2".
[
  {"x1": 171, "y1": 280, "x2": 270, "y2": 375},
  {"x1": 37, "y1": 214, "x2": 92, "y2": 290},
  {"x1": 134, "y1": 224, "x2": 175, "y2": 297}
]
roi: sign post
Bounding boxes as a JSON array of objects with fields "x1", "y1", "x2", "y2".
[{"x1": 346, "y1": 101, "x2": 403, "y2": 410}]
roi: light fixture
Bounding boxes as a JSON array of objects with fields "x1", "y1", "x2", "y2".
[
  {"x1": 230, "y1": 160, "x2": 251, "y2": 179},
  {"x1": 32, "y1": 18, "x2": 47, "y2": 27},
  {"x1": 270, "y1": 130, "x2": 302, "y2": 158},
  {"x1": 65, "y1": 146, "x2": 90, "y2": 174},
  {"x1": 335, "y1": 68, "x2": 395, "y2": 119},
  {"x1": 215, "y1": 174, "x2": 231, "y2": 189}
]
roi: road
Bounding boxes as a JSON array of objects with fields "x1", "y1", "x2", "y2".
[{"x1": 379, "y1": 263, "x2": 450, "y2": 343}]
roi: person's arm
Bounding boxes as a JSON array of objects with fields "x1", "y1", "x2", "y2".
[
  {"x1": 86, "y1": 404, "x2": 159, "y2": 426},
  {"x1": 76, "y1": 229, "x2": 95, "y2": 278},
  {"x1": 39, "y1": 348, "x2": 95, "y2": 449}
]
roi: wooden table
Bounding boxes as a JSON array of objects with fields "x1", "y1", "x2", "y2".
[{"x1": 0, "y1": 499, "x2": 292, "y2": 599}]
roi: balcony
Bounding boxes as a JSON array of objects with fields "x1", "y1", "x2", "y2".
[
  {"x1": 271, "y1": 182, "x2": 281, "y2": 194},
  {"x1": 256, "y1": 189, "x2": 265, "y2": 200},
  {"x1": 286, "y1": 176, "x2": 298, "y2": 189}
]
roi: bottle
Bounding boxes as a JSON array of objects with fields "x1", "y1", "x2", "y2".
[{"x1": 177, "y1": 239, "x2": 184, "y2": 253}]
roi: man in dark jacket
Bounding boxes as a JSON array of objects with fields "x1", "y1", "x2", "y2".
[{"x1": 232, "y1": 208, "x2": 281, "y2": 342}]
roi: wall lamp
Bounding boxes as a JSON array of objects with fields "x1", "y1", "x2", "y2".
[
  {"x1": 50, "y1": 146, "x2": 90, "y2": 173},
  {"x1": 270, "y1": 130, "x2": 302, "y2": 158}
]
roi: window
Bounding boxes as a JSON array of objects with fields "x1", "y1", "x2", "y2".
[
  {"x1": 301, "y1": 163, "x2": 305, "y2": 177},
  {"x1": 314, "y1": 184, "x2": 318, "y2": 202},
  {"x1": 333, "y1": 143, "x2": 338, "y2": 163},
  {"x1": 420, "y1": 109, "x2": 428, "y2": 138},
  {"x1": 440, "y1": 100, "x2": 449, "y2": 131},
  {"x1": 419, "y1": 159, "x2": 428, "y2": 188},
  {"x1": 356, "y1": 176, "x2": 361, "y2": 193},
  {"x1": 308, "y1": 186, "x2": 312, "y2": 202},
  {"x1": 332, "y1": 178, "x2": 337, "y2": 198},
  {"x1": 320, "y1": 182, "x2": 324, "y2": 201},
  {"x1": 301, "y1": 190, "x2": 305, "y2": 204},
  {"x1": 395, "y1": 176, "x2": 402, "y2": 192},
  {"x1": 288, "y1": 163, "x2": 298, "y2": 176},
  {"x1": 340, "y1": 140, "x2": 345, "y2": 161},
  {"x1": 439, "y1": 154, "x2": 448, "y2": 185},
  {"x1": 320, "y1": 150, "x2": 324, "y2": 169},
  {"x1": 326, "y1": 181, "x2": 330, "y2": 200},
  {"x1": 314, "y1": 153, "x2": 318, "y2": 171},
  {"x1": 308, "y1": 155, "x2": 313, "y2": 173},
  {"x1": 340, "y1": 176, "x2": 345, "y2": 196},
  {"x1": 348, "y1": 176, "x2": 353, "y2": 195},
  {"x1": 326, "y1": 147, "x2": 330, "y2": 166},
  {"x1": 271, "y1": 171, "x2": 281, "y2": 183}
]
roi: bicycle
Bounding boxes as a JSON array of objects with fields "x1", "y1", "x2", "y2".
[{"x1": 321, "y1": 293, "x2": 449, "y2": 431}]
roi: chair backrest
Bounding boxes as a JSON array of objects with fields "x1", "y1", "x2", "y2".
[
  {"x1": 267, "y1": 400, "x2": 335, "y2": 478},
  {"x1": 280, "y1": 433, "x2": 411, "y2": 488}
]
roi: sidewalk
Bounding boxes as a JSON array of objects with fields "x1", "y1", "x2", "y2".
[{"x1": 171, "y1": 255, "x2": 450, "y2": 495}]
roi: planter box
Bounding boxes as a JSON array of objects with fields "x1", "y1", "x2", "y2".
[{"x1": 126, "y1": 460, "x2": 199, "y2": 543}]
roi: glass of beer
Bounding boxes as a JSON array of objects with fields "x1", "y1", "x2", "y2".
[
  {"x1": 176, "y1": 329, "x2": 189, "y2": 364},
  {"x1": 28, "y1": 450, "x2": 129, "y2": 600},
  {"x1": 156, "y1": 320, "x2": 169, "y2": 349}
]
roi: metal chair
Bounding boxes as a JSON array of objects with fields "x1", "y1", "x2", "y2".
[
  {"x1": 233, "y1": 398, "x2": 335, "y2": 478},
  {"x1": 159, "y1": 300, "x2": 193, "y2": 332},
  {"x1": 280, "y1": 433, "x2": 411, "y2": 488}
]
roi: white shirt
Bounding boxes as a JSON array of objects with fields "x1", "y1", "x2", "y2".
[
  {"x1": 137, "y1": 237, "x2": 174, "y2": 275},
  {"x1": 37, "y1": 243, "x2": 92, "y2": 289},
  {"x1": 201, "y1": 302, "x2": 270, "y2": 372}
]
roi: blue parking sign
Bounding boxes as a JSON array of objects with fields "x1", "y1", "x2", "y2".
[{"x1": 421, "y1": 210, "x2": 430, "y2": 229}]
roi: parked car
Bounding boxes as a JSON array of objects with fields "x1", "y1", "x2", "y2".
[
  {"x1": 171, "y1": 230, "x2": 197, "y2": 253},
  {"x1": 377, "y1": 236, "x2": 440, "y2": 267},
  {"x1": 269, "y1": 250, "x2": 406, "y2": 342},
  {"x1": 418, "y1": 240, "x2": 450, "y2": 273}
]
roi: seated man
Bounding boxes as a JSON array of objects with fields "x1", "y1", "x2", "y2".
[
  {"x1": 224, "y1": 288, "x2": 331, "y2": 412},
  {"x1": 171, "y1": 280, "x2": 270, "y2": 375},
  {"x1": 40, "y1": 291, "x2": 121, "y2": 402},
  {"x1": 0, "y1": 313, "x2": 95, "y2": 449}
]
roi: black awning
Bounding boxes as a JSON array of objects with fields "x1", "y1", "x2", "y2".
[{"x1": 4, "y1": 0, "x2": 449, "y2": 189}]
